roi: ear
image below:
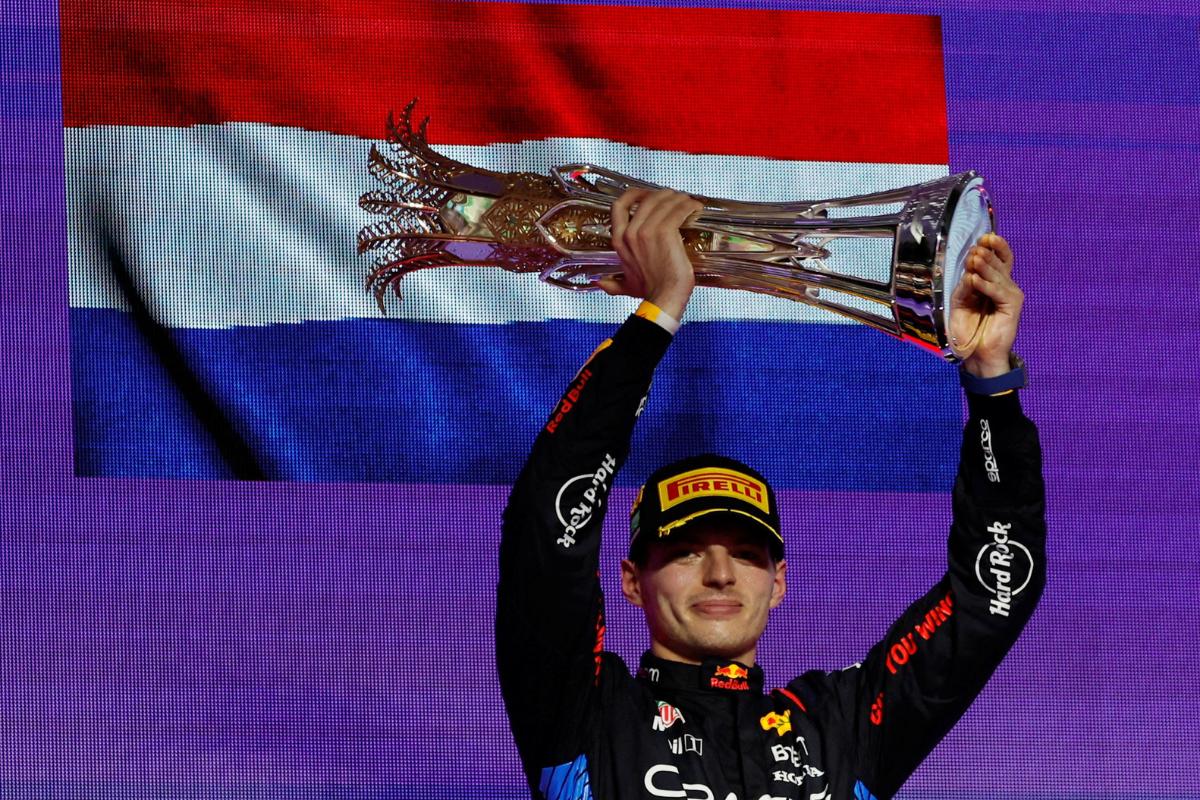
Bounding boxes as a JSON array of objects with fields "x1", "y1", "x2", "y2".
[
  {"x1": 769, "y1": 559, "x2": 787, "y2": 609},
  {"x1": 620, "y1": 558, "x2": 644, "y2": 607}
]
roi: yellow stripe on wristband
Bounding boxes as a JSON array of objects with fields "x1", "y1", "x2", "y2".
[{"x1": 635, "y1": 300, "x2": 681, "y2": 334}]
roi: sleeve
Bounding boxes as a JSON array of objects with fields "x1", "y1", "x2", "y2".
[
  {"x1": 796, "y1": 390, "x2": 1046, "y2": 800},
  {"x1": 496, "y1": 311, "x2": 674, "y2": 781}
]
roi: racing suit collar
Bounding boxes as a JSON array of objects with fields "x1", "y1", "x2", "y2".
[{"x1": 637, "y1": 651, "x2": 764, "y2": 694}]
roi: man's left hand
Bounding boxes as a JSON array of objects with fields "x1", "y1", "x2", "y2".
[{"x1": 953, "y1": 233, "x2": 1024, "y2": 377}]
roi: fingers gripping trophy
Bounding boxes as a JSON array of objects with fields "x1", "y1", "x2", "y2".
[{"x1": 358, "y1": 101, "x2": 1020, "y2": 364}]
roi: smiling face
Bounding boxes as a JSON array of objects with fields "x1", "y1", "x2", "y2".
[{"x1": 620, "y1": 520, "x2": 787, "y2": 666}]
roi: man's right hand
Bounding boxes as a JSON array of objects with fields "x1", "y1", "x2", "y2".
[{"x1": 597, "y1": 188, "x2": 703, "y2": 322}]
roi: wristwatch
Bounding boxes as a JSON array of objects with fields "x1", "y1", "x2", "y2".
[{"x1": 959, "y1": 352, "x2": 1028, "y2": 395}]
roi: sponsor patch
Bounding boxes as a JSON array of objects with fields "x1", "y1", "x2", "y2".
[
  {"x1": 658, "y1": 467, "x2": 769, "y2": 512},
  {"x1": 975, "y1": 521, "x2": 1034, "y2": 616},
  {"x1": 713, "y1": 663, "x2": 749, "y2": 680},
  {"x1": 546, "y1": 367, "x2": 594, "y2": 434},
  {"x1": 708, "y1": 662, "x2": 751, "y2": 690},
  {"x1": 980, "y1": 418, "x2": 1000, "y2": 482},
  {"x1": 771, "y1": 768, "x2": 826, "y2": 787},
  {"x1": 772, "y1": 770, "x2": 805, "y2": 787},
  {"x1": 651, "y1": 701, "x2": 686, "y2": 732},
  {"x1": 760, "y1": 709, "x2": 792, "y2": 736},
  {"x1": 770, "y1": 742, "x2": 813, "y2": 769},
  {"x1": 668, "y1": 734, "x2": 703, "y2": 756},
  {"x1": 554, "y1": 453, "x2": 617, "y2": 549}
]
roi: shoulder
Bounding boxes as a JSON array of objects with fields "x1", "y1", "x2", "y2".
[{"x1": 777, "y1": 663, "x2": 867, "y2": 718}]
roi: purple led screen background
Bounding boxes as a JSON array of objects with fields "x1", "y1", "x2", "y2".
[{"x1": 3, "y1": 0, "x2": 1199, "y2": 798}]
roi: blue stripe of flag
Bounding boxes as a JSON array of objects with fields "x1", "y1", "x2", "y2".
[{"x1": 70, "y1": 309, "x2": 960, "y2": 490}]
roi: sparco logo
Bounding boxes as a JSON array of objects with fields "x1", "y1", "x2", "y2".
[
  {"x1": 554, "y1": 454, "x2": 617, "y2": 549},
  {"x1": 975, "y1": 521, "x2": 1033, "y2": 617},
  {"x1": 980, "y1": 419, "x2": 1000, "y2": 483}
]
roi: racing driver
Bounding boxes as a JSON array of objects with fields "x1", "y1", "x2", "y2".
[{"x1": 498, "y1": 188, "x2": 1045, "y2": 800}]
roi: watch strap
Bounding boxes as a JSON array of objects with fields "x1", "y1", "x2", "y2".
[{"x1": 959, "y1": 353, "x2": 1028, "y2": 395}]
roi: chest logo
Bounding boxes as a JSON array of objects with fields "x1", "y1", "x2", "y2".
[
  {"x1": 652, "y1": 701, "x2": 686, "y2": 731},
  {"x1": 714, "y1": 663, "x2": 749, "y2": 679},
  {"x1": 710, "y1": 663, "x2": 751, "y2": 691},
  {"x1": 760, "y1": 709, "x2": 792, "y2": 736}
]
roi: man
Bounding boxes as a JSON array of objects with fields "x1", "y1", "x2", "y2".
[{"x1": 498, "y1": 189, "x2": 1045, "y2": 800}]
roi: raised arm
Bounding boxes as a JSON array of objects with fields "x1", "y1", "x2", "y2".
[
  {"x1": 496, "y1": 190, "x2": 702, "y2": 788},
  {"x1": 793, "y1": 235, "x2": 1046, "y2": 799}
]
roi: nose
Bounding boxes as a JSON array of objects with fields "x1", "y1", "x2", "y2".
[{"x1": 702, "y1": 546, "x2": 736, "y2": 588}]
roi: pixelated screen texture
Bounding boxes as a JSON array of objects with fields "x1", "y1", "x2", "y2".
[{"x1": 1, "y1": 0, "x2": 1197, "y2": 797}]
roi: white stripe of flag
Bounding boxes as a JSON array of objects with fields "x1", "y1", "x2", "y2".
[{"x1": 67, "y1": 123, "x2": 947, "y2": 330}]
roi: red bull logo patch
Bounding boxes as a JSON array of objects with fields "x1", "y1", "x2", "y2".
[
  {"x1": 658, "y1": 468, "x2": 769, "y2": 513},
  {"x1": 714, "y1": 663, "x2": 749, "y2": 679},
  {"x1": 760, "y1": 710, "x2": 792, "y2": 736},
  {"x1": 710, "y1": 662, "x2": 751, "y2": 690}
]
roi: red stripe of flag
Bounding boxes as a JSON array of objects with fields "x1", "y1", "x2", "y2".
[{"x1": 60, "y1": 0, "x2": 947, "y2": 164}]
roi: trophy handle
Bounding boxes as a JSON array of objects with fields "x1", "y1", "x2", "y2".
[{"x1": 552, "y1": 163, "x2": 918, "y2": 220}]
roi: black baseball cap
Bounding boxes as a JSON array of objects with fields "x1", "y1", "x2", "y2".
[{"x1": 629, "y1": 454, "x2": 784, "y2": 561}]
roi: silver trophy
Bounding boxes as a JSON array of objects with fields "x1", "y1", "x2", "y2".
[{"x1": 359, "y1": 101, "x2": 995, "y2": 360}]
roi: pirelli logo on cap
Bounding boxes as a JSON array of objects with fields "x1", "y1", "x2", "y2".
[{"x1": 658, "y1": 468, "x2": 769, "y2": 513}]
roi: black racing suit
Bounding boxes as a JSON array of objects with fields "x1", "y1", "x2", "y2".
[{"x1": 498, "y1": 312, "x2": 1046, "y2": 800}]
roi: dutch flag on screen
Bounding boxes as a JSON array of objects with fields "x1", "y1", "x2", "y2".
[{"x1": 63, "y1": 0, "x2": 961, "y2": 490}]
